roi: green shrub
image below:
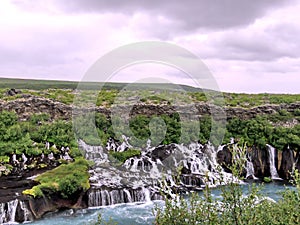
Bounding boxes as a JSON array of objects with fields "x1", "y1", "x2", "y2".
[
  {"x1": 109, "y1": 149, "x2": 141, "y2": 163},
  {"x1": 59, "y1": 175, "x2": 81, "y2": 198},
  {"x1": 0, "y1": 156, "x2": 9, "y2": 163},
  {"x1": 23, "y1": 158, "x2": 90, "y2": 198}
]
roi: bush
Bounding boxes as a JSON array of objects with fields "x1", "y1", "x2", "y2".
[
  {"x1": 59, "y1": 175, "x2": 81, "y2": 198},
  {"x1": 109, "y1": 149, "x2": 141, "y2": 163},
  {"x1": 23, "y1": 158, "x2": 90, "y2": 198}
]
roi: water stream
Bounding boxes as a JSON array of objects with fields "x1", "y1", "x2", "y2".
[
  {"x1": 28, "y1": 182, "x2": 294, "y2": 225},
  {"x1": 266, "y1": 144, "x2": 281, "y2": 180}
]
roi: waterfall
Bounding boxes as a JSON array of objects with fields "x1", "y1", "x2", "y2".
[
  {"x1": 19, "y1": 200, "x2": 32, "y2": 222},
  {"x1": 84, "y1": 139, "x2": 241, "y2": 208},
  {"x1": 124, "y1": 189, "x2": 132, "y2": 203},
  {"x1": 266, "y1": 144, "x2": 281, "y2": 180},
  {"x1": 78, "y1": 139, "x2": 108, "y2": 165},
  {"x1": 0, "y1": 199, "x2": 18, "y2": 224},
  {"x1": 87, "y1": 187, "x2": 162, "y2": 207},
  {"x1": 0, "y1": 199, "x2": 33, "y2": 224},
  {"x1": 142, "y1": 187, "x2": 151, "y2": 202},
  {"x1": 246, "y1": 161, "x2": 258, "y2": 179},
  {"x1": 245, "y1": 152, "x2": 258, "y2": 179}
]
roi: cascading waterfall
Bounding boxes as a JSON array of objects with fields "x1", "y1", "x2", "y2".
[
  {"x1": 87, "y1": 187, "x2": 162, "y2": 207},
  {"x1": 78, "y1": 139, "x2": 108, "y2": 165},
  {"x1": 266, "y1": 144, "x2": 281, "y2": 180},
  {"x1": 246, "y1": 161, "x2": 257, "y2": 179},
  {"x1": 0, "y1": 199, "x2": 18, "y2": 224},
  {"x1": 124, "y1": 189, "x2": 133, "y2": 203},
  {"x1": 245, "y1": 152, "x2": 258, "y2": 179},
  {"x1": 19, "y1": 200, "x2": 33, "y2": 222},
  {"x1": 0, "y1": 199, "x2": 33, "y2": 224},
  {"x1": 80, "y1": 139, "x2": 242, "y2": 208},
  {"x1": 142, "y1": 187, "x2": 151, "y2": 202}
]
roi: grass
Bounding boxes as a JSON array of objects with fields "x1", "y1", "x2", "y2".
[
  {"x1": 22, "y1": 158, "x2": 90, "y2": 198},
  {"x1": 109, "y1": 149, "x2": 141, "y2": 163},
  {"x1": 0, "y1": 77, "x2": 299, "y2": 108}
]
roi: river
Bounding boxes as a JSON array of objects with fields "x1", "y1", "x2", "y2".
[{"x1": 29, "y1": 181, "x2": 294, "y2": 225}]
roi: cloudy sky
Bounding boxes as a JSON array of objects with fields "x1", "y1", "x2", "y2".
[{"x1": 0, "y1": 0, "x2": 299, "y2": 93}]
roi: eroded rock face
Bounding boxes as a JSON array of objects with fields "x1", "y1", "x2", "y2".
[
  {"x1": 0, "y1": 97, "x2": 73, "y2": 120},
  {"x1": 150, "y1": 144, "x2": 176, "y2": 161},
  {"x1": 28, "y1": 191, "x2": 86, "y2": 219},
  {"x1": 1, "y1": 96, "x2": 300, "y2": 122},
  {"x1": 217, "y1": 145, "x2": 232, "y2": 173},
  {"x1": 250, "y1": 146, "x2": 265, "y2": 178},
  {"x1": 279, "y1": 145, "x2": 295, "y2": 180},
  {"x1": 217, "y1": 145, "x2": 286, "y2": 180},
  {"x1": 6, "y1": 88, "x2": 22, "y2": 96},
  {"x1": 295, "y1": 151, "x2": 300, "y2": 172}
]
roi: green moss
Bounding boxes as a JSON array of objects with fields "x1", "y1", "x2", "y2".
[
  {"x1": 109, "y1": 149, "x2": 141, "y2": 163},
  {"x1": 263, "y1": 177, "x2": 272, "y2": 183},
  {"x1": 22, "y1": 186, "x2": 44, "y2": 198},
  {"x1": 23, "y1": 158, "x2": 90, "y2": 198},
  {"x1": 0, "y1": 156, "x2": 9, "y2": 163},
  {"x1": 37, "y1": 163, "x2": 48, "y2": 169}
]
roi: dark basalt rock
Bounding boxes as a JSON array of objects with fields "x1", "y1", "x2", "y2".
[
  {"x1": 150, "y1": 144, "x2": 176, "y2": 161},
  {"x1": 252, "y1": 146, "x2": 269, "y2": 178},
  {"x1": 28, "y1": 190, "x2": 86, "y2": 219},
  {"x1": 6, "y1": 88, "x2": 22, "y2": 96},
  {"x1": 279, "y1": 145, "x2": 295, "y2": 180},
  {"x1": 1, "y1": 96, "x2": 300, "y2": 123},
  {"x1": 217, "y1": 145, "x2": 232, "y2": 173},
  {"x1": 295, "y1": 151, "x2": 300, "y2": 172},
  {"x1": 0, "y1": 174, "x2": 38, "y2": 204},
  {"x1": 15, "y1": 200, "x2": 34, "y2": 223},
  {"x1": 180, "y1": 174, "x2": 205, "y2": 188}
]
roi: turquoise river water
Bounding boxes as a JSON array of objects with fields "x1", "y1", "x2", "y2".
[{"x1": 28, "y1": 182, "x2": 295, "y2": 225}]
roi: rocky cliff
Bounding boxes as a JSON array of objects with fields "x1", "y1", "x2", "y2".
[{"x1": 0, "y1": 96, "x2": 299, "y2": 121}]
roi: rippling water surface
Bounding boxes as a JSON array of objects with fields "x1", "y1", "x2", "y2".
[{"x1": 30, "y1": 182, "x2": 294, "y2": 225}]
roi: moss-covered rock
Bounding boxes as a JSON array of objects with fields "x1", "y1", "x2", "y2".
[{"x1": 22, "y1": 158, "x2": 90, "y2": 198}]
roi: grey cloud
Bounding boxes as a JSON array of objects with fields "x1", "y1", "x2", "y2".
[
  {"x1": 214, "y1": 23, "x2": 300, "y2": 61},
  {"x1": 0, "y1": 27, "x2": 91, "y2": 67},
  {"x1": 184, "y1": 20, "x2": 300, "y2": 63},
  {"x1": 52, "y1": 0, "x2": 292, "y2": 31}
]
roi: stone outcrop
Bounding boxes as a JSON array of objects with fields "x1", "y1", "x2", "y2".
[
  {"x1": 279, "y1": 145, "x2": 295, "y2": 180},
  {"x1": 6, "y1": 88, "x2": 22, "y2": 96},
  {"x1": 250, "y1": 146, "x2": 267, "y2": 178},
  {"x1": 0, "y1": 97, "x2": 73, "y2": 120},
  {"x1": 0, "y1": 96, "x2": 299, "y2": 122},
  {"x1": 216, "y1": 145, "x2": 232, "y2": 173},
  {"x1": 28, "y1": 190, "x2": 87, "y2": 219}
]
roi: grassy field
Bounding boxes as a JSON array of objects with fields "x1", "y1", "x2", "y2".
[
  {"x1": 0, "y1": 77, "x2": 202, "y2": 91},
  {"x1": 0, "y1": 77, "x2": 299, "y2": 108}
]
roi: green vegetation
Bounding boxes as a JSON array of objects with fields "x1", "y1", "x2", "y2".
[
  {"x1": 0, "y1": 106, "x2": 299, "y2": 162},
  {"x1": 90, "y1": 213, "x2": 117, "y2": 225},
  {"x1": 116, "y1": 109, "x2": 297, "y2": 150},
  {"x1": 155, "y1": 144, "x2": 300, "y2": 225},
  {"x1": 109, "y1": 149, "x2": 141, "y2": 163},
  {"x1": 1, "y1": 78, "x2": 299, "y2": 108},
  {"x1": 222, "y1": 92, "x2": 300, "y2": 108},
  {"x1": 224, "y1": 114, "x2": 300, "y2": 150},
  {"x1": 22, "y1": 158, "x2": 90, "y2": 198},
  {"x1": 263, "y1": 177, "x2": 272, "y2": 183},
  {"x1": 74, "y1": 109, "x2": 300, "y2": 151},
  {"x1": 0, "y1": 110, "x2": 81, "y2": 158}
]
